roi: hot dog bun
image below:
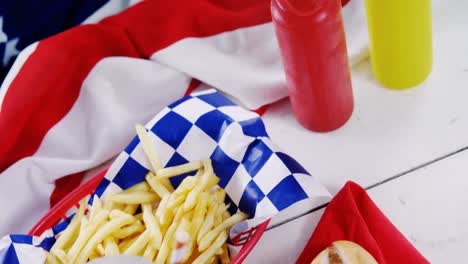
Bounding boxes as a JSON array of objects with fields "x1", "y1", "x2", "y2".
[{"x1": 311, "y1": 240, "x2": 378, "y2": 264}]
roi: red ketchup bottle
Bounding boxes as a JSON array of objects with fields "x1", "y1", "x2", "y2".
[{"x1": 271, "y1": 0, "x2": 354, "y2": 132}]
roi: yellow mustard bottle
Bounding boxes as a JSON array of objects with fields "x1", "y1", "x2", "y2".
[{"x1": 364, "y1": 0, "x2": 432, "y2": 89}]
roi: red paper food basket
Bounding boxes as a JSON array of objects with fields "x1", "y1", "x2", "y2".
[{"x1": 28, "y1": 169, "x2": 270, "y2": 263}]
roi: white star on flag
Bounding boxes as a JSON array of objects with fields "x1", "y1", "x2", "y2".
[
  {"x1": 0, "y1": 17, "x2": 7, "y2": 43},
  {"x1": 0, "y1": 16, "x2": 20, "y2": 66},
  {"x1": 3, "y1": 38, "x2": 20, "y2": 66}
]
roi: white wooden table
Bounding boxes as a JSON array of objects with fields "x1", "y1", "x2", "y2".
[{"x1": 246, "y1": 2, "x2": 468, "y2": 262}]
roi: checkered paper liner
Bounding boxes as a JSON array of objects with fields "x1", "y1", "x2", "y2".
[{"x1": 0, "y1": 90, "x2": 331, "y2": 263}]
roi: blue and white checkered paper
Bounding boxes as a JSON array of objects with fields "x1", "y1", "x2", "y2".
[
  {"x1": 0, "y1": 231, "x2": 54, "y2": 264},
  {"x1": 0, "y1": 90, "x2": 331, "y2": 263}
]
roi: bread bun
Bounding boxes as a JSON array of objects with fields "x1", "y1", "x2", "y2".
[{"x1": 311, "y1": 240, "x2": 378, "y2": 264}]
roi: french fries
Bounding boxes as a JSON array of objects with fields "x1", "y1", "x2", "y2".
[
  {"x1": 123, "y1": 230, "x2": 150, "y2": 256},
  {"x1": 46, "y1": 125, "x2": 248, "y2": 263},
  {"x1": 111, "y1": 191, "x2": 160, "y2": 204},
  {"x1": 143, "y1": 242, "x2": 158, "y2": 261},
  {"x1": 192, "y1": 232, "x2": 228, "y2": 264},
  {"x1": 119, "y1": 235, "x2": 140, "y2": 253},
  {"x1": 198, "y1": 212, "x2": 248, "y2": 252},
  {"x1": 156, "y1": 160, "x2": 202, "y2": 179},
  {"x1": 50, "y1": 196, "x2": 88, "y2": 254},
  {"x1": 112, "y1": 220, "x2": 144, "y2": 239},
  {"x1": 197, "y1": 202, "x2": 218, "y2": 243},
  {"x1": 142, "y1": 203, "x2": 162, "y2": 249},
  {"x1": 135, "y1": 124, "x2": 162, "y2": 172},
  {"x1": 147, "y1": 173, "x2": 171, "y2": 198},
  {"x1": 220, "y1": 243, "x2": 230, "y2": 264},
  {"x1": 103, "y1": 237, "x2": 119, "y2": 256}
]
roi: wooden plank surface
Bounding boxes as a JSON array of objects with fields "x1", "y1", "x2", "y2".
[
  {"x1": 261, "y1": 0, "x2": 468, "y2": 194},
  {"x1": 246, "y1": 149, "x2": 468, "y2": 263},
  {"x1": 244, "y1": 1, "x2": 468, "y2": 262}
]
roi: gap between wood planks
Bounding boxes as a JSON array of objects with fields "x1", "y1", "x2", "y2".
[{"x1": 266, "y1": 145, "x2": 468, "y2": 231}]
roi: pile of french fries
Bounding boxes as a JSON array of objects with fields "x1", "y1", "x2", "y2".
[{"x1": 46, "y1": 125, "x2": 247, "y2": 264}]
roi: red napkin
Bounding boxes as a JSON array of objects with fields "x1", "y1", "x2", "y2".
[{"x1": 296, "y1": 181, "x2": 428, "y2": 264}]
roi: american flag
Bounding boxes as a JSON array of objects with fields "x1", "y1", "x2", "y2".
[
  {"x1": 0, "y1": 0, "x2": 368, "y2": 236},
  {"x1": 0, "y1": 0, "x2": 132, "y2": 82}
]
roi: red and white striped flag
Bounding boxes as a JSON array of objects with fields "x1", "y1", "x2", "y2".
[{"x1": 0, "y1": 0, "x2": 368, "y2": 236}]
